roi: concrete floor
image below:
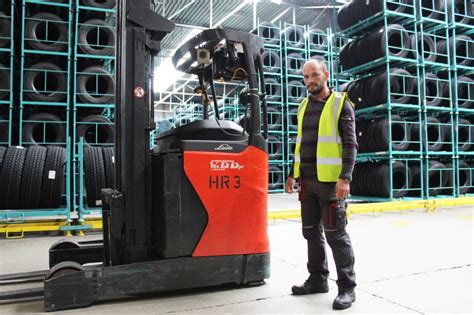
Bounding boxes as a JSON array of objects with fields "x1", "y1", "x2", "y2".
[{"x1": 0, "y1": 201, "x2": 472, "y2": 314}]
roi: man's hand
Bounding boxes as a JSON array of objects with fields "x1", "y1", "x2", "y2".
[
  {"x1": 336, "y1": 179, "x2": 350, "y2": 199},
  {"x1": 285, "y1": 177, "x2": 296, "y2": 194}
]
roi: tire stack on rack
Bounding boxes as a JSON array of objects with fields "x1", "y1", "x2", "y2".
[
  {"x1": 335, "y1": 0, "x2": 474, "y2": 200},
  {"x1": 278, "y1": 22, "x2": 308, "y2": 193},
  {"x1": 450, "y1": 0, "x2": 474, "y2": 196},
  {"x1": 415, "y1": 0, "x2": 457, "y2": 198},
  {"x1": 253, "y1": 22, "x2": 286, "y2": 192},
  {"x1": 0, "y1": 145, "x2": 66, "y2": 210},
  {"x1": 252, "y1": 21, "x2": 333, "y2": 193},
  {"x1": 336, "y1": 1, "x2": 423, "y2": 200},
  {"x1": 0, "y1": 0, "x2": 71, "y2": 212},
  {"x1": 75, "y1": 0, "x2": 116, "y2": 209},
  {"x1": 21, "y1": 1, "x2": 70, "y2": 149}
]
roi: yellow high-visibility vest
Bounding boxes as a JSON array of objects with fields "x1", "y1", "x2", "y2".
[{"x1": 293, "y1": 92, "x2": 347, "y2": 182}]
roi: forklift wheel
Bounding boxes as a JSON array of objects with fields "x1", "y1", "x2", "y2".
[
  {"x1": 50, "y1": 239, "x2": 80, "y2": 250},
  {"x1": 45, "y1": 261, "x2": 84, "y2": 280}
]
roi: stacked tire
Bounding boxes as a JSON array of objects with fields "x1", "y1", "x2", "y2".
[
  {"x1": 76, "y1": 115, "x2": 114, "y2": 145},
  {"x1": 262, "y1": 51, "x2": 280, "y2": 73},
  {"x1": 0, "y1": 116, "x2": 7, "y2": 143},
  {"x1": 25, "y1": 12, "x2": 68, "y2": 52},
  {"x1": 81, "y1": 0, "x2": 116, "y2": 9},
  {"x1": 0, "y1": 11, "x2": 10, "y2": 48},
  {"x1": 267, "y1": 135, "x2": 283, "y2": 161},
  {"x1": 351, "y1": 160, "x2": 412, "y2": 198},
  {"x1": 457, "y1": 117, "x2": 474, "y2": 153},
  {"x1": 457, "y1": 160, "x2": 474, "y2": 195},
  {"x1": 268, "y1": 164, "x2": 284, "y2": 191},
  {"x1": 76, "y1": 66, "x2": 115, "y2": 105},
  {"x1": 0, "y1": 146, "x2": 66, "y2": 209},
  {"x1": 266, "y1": 106, "x2": 282, "y2": 131},
  {"x1": 252, "y1": 22, "x2": 280, "y2": 46},
  {"x1": 23, "y1": 62, "x2": 67, "y2": 103},
  {"x1": 307, "y1": 28, "x2": 327, "y2": 53},
  {"x1": 356, "y1": 115, "x2": 412, "y2": 153},
  {"x1": 255, "y1": 22, "x2": 287, "y2": 193},
  {"x1": 78, "y1": 19, "x2": 115, "y2": 56},
  {"x1": 83, "y1": 146, "x2": 114, "y2": 207},
  {"x1": 346, "y1": 68, "x2": 416, "y2": 109},
  {"x1": 426, "y1": 160, "x2": 451, "y2": 197},
  {"x1": 282, "y1": 25, "x2": 305, "y2": 48},
  {"x1": 265, "y1": 77, "x2": 282, "y2": 102},
  {"x1": 337, "y1": 0, "x2": 413, "y2": 31},
  {"x1": 339, "y1": 24, "x2": 411, "y2": 70},
  {"x1": 76, "y1": 0, "x2": 116, "y2": 105},
  {"x1": 0, "y1": 63, "x2": 9, "y2": 101},
  {"x1": 457, "y1": 76, "x2": 474, "y2": 109},
  {"x1": 21, "y1": 113, "x2": 67, "y2": 145},
  {"x1": 351, "y1": 159, "x2": 461, "y2": 198},
  {"x1": 76, "y1": 0, "x2": 116, "y2": 206}
]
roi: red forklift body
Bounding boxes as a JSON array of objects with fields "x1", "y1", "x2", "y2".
[{"x1": 184, "y1": 146, "x2": 269, "y2": 257}]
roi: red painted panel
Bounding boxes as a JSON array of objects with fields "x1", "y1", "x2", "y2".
[{"x1": 184, "y1": 146, "x2": 270, "y2": 257}]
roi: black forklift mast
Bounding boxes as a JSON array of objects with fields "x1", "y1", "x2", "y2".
[{"x1": 102, "y1": 0, "x2": 174, "y2": 265}]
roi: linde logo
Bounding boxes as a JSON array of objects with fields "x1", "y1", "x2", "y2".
[
  {"x1": 214, "y1": 144, "x2": 233, "y2": 151},
  {"x1": 210, "y1": 160, "x2": 244, "y2": 171}
]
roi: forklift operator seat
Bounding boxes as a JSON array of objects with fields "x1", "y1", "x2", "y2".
[{"x1": 154, "y1": 119, "x2": 248, "y2": 153}]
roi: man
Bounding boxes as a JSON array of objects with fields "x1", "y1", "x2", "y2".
[{"x1": 285, "y1": 58, "x2": 358, "y2": 310}]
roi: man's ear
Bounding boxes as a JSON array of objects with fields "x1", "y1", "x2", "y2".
[{"x1": 324, "y1": 70, "x2": 330, "y2": 81}]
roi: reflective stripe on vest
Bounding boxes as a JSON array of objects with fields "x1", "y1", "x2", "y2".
[{"x1": 293, "y1": 92, "x2": 346, "y2": 182}]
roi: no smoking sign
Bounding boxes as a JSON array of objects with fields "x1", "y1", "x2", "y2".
[{"x1": 134, "y1": 86, "x2": 145, "y2": 98}]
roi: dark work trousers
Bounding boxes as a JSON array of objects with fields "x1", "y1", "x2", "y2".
[{"x1": 299, "y1": 176, "x2": 356, "y2": 292}]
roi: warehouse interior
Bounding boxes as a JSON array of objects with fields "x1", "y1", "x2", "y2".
[{"x1": 0, "y1": 0, "x2": 473, "y2": 313}]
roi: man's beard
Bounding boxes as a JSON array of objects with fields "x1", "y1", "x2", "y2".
[{"x1": 308, "y1": 82, "x2": 325, "y2": 96}]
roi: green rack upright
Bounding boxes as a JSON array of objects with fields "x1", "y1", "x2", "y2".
[
  {"x1": 0, "y1": 0, "x2": 13, "y2": 146},
  {"x1": 73, "y1": 0, "x2": 116, "y2": 221},
  {"x1": 449, "y1": 0, "x2": 474, "y2": 196}
]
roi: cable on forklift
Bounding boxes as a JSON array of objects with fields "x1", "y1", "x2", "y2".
[
  {"x1": 209, "y1": 63, "x2": 220, "y2": 120},
  {"x1": 230, "y1": 67, "x2": 248, "y2": 81},
  {"x1": 208, "y1": 58, "x2": 254, "y2": 139},
  {"x1": 256, "y1": 54, "x2": 268, "y2": 140}
]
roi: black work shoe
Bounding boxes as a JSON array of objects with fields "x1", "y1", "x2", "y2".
[
  {"x1": 291, "y1": 281, "x2": 329, "y2": 295},
  {"x1": 333, "y1": 291, "x2": 356, "y2": 310}
]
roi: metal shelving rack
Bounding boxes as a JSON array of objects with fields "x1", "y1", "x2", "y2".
[
  {"x1": 0, "y1": 139, "x2": 73, "y2": 225},
  {"x1": 281, "y1": 22, "x2": 308, "y2": 192},
  {"x1": 418, "y1": 2, "x2": 456, "y2": 199},
  {"x1": 331, "y1": 0, "x2": 474, "y2": 201},
  {"x1": 1, "y1": 0, "x2": 74, "y2": 224},
  {"x1": 73, "y1": 0, "x2": 116, "y2": 221},
  {"x1": 334, "y1": 0, "x2": 425, "y2": 201},
  {"x1": 0, "y1": 0, "x2": 13, "y2": 146},
  {"x1": 19, "y1": 0, "x2": 72, "y2": 147},
  {"x1": 255, "y1": 21, "x2": 286, "y2": 192},
  {"x1": 306, "y1": 27, "x2": 333, "y2": 85},
  {"x1": 449, "y1": 0, "x2": 474, "y2": 197}
]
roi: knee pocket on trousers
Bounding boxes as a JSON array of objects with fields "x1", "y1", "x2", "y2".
[
  {"x1": 302, "y1": 225, "x2": 323, "y2": 240},
  {"x1": 324, "y1": 229, "x2": 347, "y2": 242}
]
